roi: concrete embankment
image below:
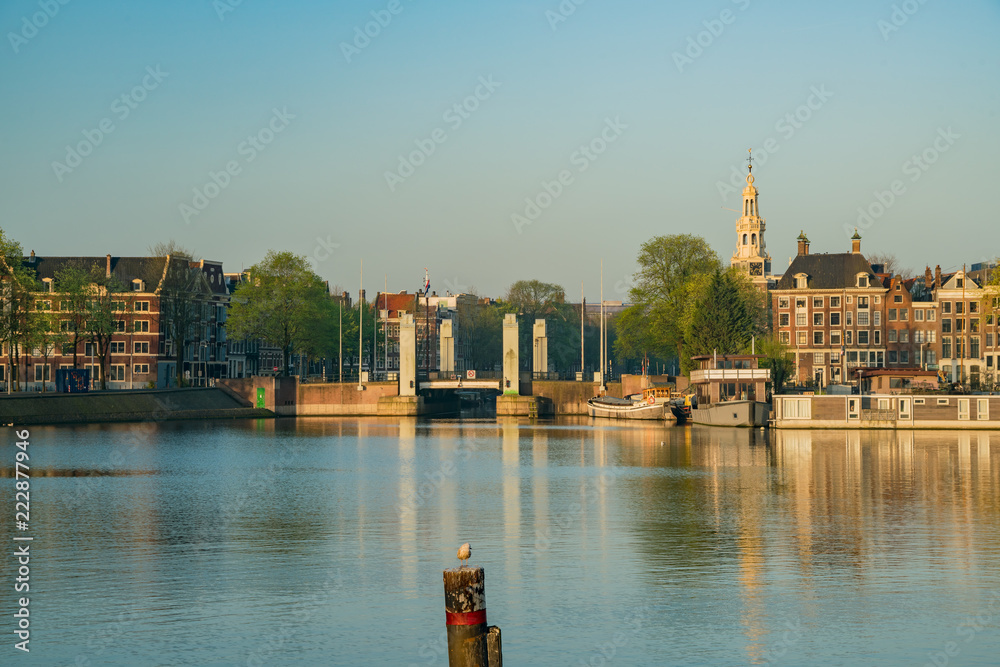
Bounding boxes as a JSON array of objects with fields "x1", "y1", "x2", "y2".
[{"x1": 0, "y1": 388, "x2": 273, "y2": 426}]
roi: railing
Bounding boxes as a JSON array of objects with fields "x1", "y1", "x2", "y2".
[{"x1": 690, "y1": 368, "x2": 770, "y2": 383}]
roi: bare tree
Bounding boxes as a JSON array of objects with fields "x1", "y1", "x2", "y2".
[{"x1": 867, "y1": 252, "x2": 912, "y2": 279}]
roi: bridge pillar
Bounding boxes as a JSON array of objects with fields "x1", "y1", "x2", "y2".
[
  {"x1": 440, "y1": 319, "x2": 455, "y2": 373},
  {"x1": 502, "y1": 314, "x2": 519, "y2": 395},
  {"x1": 532, "y1": 319, "x2": 547, "y2": 376},
  {"x1": 399, "y1": 313, "x2": 416, "y2": 397}
]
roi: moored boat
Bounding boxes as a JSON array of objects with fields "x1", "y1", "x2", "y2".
[{"x1": 587, "y1": 386, "x2": 678, "y2": 421}]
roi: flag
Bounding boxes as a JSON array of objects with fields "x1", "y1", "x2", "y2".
[{"x1": 423, "y1": 268, "x2": 430, "y2": 295}]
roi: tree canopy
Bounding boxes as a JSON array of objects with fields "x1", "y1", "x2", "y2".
[{"x1": 227, "y1": 250, "x2": 332, "y2": 376}]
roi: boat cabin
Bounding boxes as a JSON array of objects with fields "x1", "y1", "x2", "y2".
[{"x1": 689, "y1": 354, "x2": 770, "y2": 406}]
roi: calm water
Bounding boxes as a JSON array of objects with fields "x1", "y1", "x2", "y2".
[{"x1": 2, "y1": 418, "x2": 999, "y2": 666}]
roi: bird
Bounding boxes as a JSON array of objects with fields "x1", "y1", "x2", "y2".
[{"x1": 457, "y1": 542, "x2": 471, "y2": 567}]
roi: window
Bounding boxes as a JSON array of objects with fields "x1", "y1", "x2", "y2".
[
  {"x1": 927, "y1": 350, "x2": 937, "y2": 364},
  {"x1": 110, "y1": 342, "x2": 125, "y2": 354},
  {"x1": 85, "y1": 342, "x2": 96, "y2": 357},
  {"x1": 914, "y1": 398, "x2": 925, "y2": 405},
  {"x1": 134, "y1": 320, "x2": 150, "y2": 333},
  {"x1": 830, "y1": 297, "x2": 841, "y2": 308},
  {"x1": 927, "y1": 310, "x2": 936, "y2": 321},
  {"x1": 971, "y1": 337, "x2": 980, "y2": 358},
  {"x1": 783, "y1": 398, "x2": 812, "y2": 419},
  {"x1": 971, "y1": 318, "x2": 980, "y2": 333},
  {"x1": 858, "y1": 330, "x2": 869, "y2": 345},
  {"x1": 846, "y1": 331, "x2": 853, "y2": 345},
  {"x1": 831, "y1": 332, "x2": 841, "y2": 346},
  {"x1": 956, "y1": 302, "x2": 964, "y2": 315},
  {"x1": 942, "y1": 319, "x2": 952, "y2": 333},
  {"x1": 901, "y1": 331, "x2": 909, "y2": 343},
  {"x1": 874, "y1": 330, "x2": 881, "y2": 345},
  {"x1": 958, "y1": 399, "x2": 969, "y2": 420},
  {"x1": 796, "y1": 275, "x2": 808, "y2": 289},
  {"x1": 988, "y1": 333, "x2": 994, "y2": 348},
  {"x1": 796, "y1": 313, "x2": 807, "y2": 326},
  {"x1": 846, "y1": 312, "x2": 853, "y2": 326},
  {"x1": 134, "y1": 301, "x2": 150, "y2": 311},
  {"x1": 778, "y1": 297, "x2": 789, "y2": 309},
  {"x1": 813, "y1": 313, "x2": 823, "y2": 326},
  {"x1": 134, "y1": 342, "x2": 150, "y2": 354},
  {"x1": 795, "y1": 298, "x2": 807, "y2": 309},
  {"x1": 874, "y1": 311, "x2": 881, "y2": 326},
  {"x1": 928, "y1": 331, "x2": 936, "y2": 343},
  {"x1": 115, "y1": 320, "x2": 126, "y2": 333},
  {"x1": 779, "y1": 313, "x2": 790, "y2": 327},
  {"x1": 830, "y1": 312, "x2": 841, "y2": 326},
  {"x1": 978, "y1": 398, "x2": 989, "y2": 421},
  {"x1": 858, "y1": 275, "x2": 868, "y2": 288},
  {"x1": 34, "y1": 364, "x2": 50, "y2": 382},
  {"x1": 956, "y1": 339, "x2": 965, "y2": 358},
  {"x1": 874, "y1": 296, "x2": 881, "y2": 304},
  {"x1": 779, "y1": 331, "x2": 790, "y2": 344},
  {"x1": 915, "y1": 309, "x2": 924, "y2": 321},
  {"x1": 894, "y1": 294, "x2": 903, "y2": 303},
  {"x1": 956, "y1": 319, "x2": 964, "y2": 332},
  {"x1": 109, "y1": 364, "x2": 126, "y2": 381},
  {"x1": 901, "y1": 351, "x2": 909, "y2": 364},
  {"x1": 797, "y1": 331, "x2": 807, "y2": 345},
  {"x1": 814, "y1": 331, "x2": 824, "y2": 345},
  {"x1": 889, "y1": 330, "x2": 897, "y2": 342},
  {"x1": 831, "y1": 351, "x2": 840, "y2": 363},
  {"x1": 847, "y1": 296, "x2": 853, "y2": 304},
  {"x1": 35, "y1": 300, "x2": 51, "y2": 311},
  {"x1": 857, "y1": 297, "x2": 869, "y2": 309},
  {"x1": 957, "y1": 278, "x2": 964, "y2": 289},
  {"x1": 889, "y1": 309, "x2": 897, "y2": 321},
  {"x1": 900, "y1": 309, "x2": 908, "y2": 321},
  {"x1": 134, "y1": 364, "x2": 150, "y2": 375},
  {"x1": 888, "y1": 351, "x2": 898, "y2": 363},
  {"x1": 938, "y1": 398, "x2": 950, "y2": 406},
  {"x1": 813, "y1": 352, "x2": 825, "y2": 364},
  {"x1": 970, "y1": 301, "x2": 979, "y2": 314},
  {"x1": 857, "y1": 311, "x2": 869, "y2": 326},
  {"x1": 943, "y1": 302, "x2": 952, "y2": 314},
  {"x1": 942, "y1": 337, "x2": 952, "y2": 358},
  {"x1": 60, "y1": 320, "x2": 73, "y2": 332},
  {"x1": 813, "y1": 297, "x2": 824, "y2": 308}
]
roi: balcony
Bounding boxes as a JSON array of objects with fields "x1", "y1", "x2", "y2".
[{"x1": 690, "y1": 368, "x2": 770, "y2": 383}]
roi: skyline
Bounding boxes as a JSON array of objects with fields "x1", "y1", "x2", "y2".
[{"x1": 2, "y1": 1, "x2": 998, "y2": 300}]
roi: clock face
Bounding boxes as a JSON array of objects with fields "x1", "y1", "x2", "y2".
[{"x1": 749, "y1": 262, "x2": 763, "y2": 276}]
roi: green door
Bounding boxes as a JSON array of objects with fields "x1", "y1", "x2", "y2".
[{"x1": 256, "y1": 388, "x2": 265, "y2": 408}]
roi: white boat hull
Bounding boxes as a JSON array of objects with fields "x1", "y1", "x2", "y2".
[{"x1": 587, "y1": 399, "x2": 675, "y2": 421}]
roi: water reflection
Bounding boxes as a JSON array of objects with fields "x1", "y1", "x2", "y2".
[{"x1": 4, "y1": 420, "x2": 998, "y2": 665}]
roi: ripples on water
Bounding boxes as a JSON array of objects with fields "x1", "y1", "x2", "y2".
[{"x1": 1, "y1": 419, "x2": 998, "y2": 665}]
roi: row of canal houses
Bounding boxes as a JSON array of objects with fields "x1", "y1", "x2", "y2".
[{"x1": 770, "y1": 231, "x2": 998, "y2": 391}]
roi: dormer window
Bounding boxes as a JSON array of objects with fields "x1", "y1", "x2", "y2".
[
  {"x1": 857, "y1": 274, "x2": 869, "y2": 288},
  {"x1": 956, "y1": 278, "x2": 964, "y2": 288},
  {"x1": 42, "y1": 277, "x2": 54, "y2": 293},
  {"x1": 794, "y1": 273, "x2": 808, "y2": 289},
  {"x1": 132, "y1": 279, "x2": 144, "y2": 292}
]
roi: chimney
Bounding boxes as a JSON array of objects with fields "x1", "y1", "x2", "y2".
[
  {"x1": 796, "y1": 231, "x2": 810, "y2": 256},
  {"x1": 851, "y1": 229, "x2": 862, "y2": 254},
  {"x1": 925, "y1": 266, "x2": 933, "y2": 287},
  {"x1": 935, "y1": 265, "x2": 942, "y2": 289},
  {"x1": 29, "y1": 249, "x2": 35, "y2": 263},
  {"x1": 106, "y1": 253, "x2": 112, "y2": 277}
]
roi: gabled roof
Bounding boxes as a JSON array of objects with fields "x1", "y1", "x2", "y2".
[{"x1": 773, "y1": 252, "x2": 879, "y2": 290}]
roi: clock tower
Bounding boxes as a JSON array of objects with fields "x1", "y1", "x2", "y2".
[{"x1": 731, "y1": 149, "x2": 772, "y2": 291}]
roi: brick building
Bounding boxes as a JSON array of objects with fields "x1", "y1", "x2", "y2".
[
  {"x1": 772, "y1": 231, "x2": 887, "y2": 386},
  {"x1": 1, "y1": 253, "x2": 228, "y2": 390}
]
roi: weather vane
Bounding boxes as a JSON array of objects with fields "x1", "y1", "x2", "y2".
[{"x1": 747, "y1": 147, "x2": 753, "y2": 173}]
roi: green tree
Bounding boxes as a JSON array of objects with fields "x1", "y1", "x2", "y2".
[
  {"x1": 147, "y1": 242, "x2": 204, "y2": 388},
  {"x1": 620, "y1": 235, "x2": 721, "y2": 365},
  {"x1": 456, "y1": 298, "x2": 505, "y2": 371},
  {"x1": 54, "y1": 264, "x2": 92, "y2": 369},
  {"x1": 683, "y1": 269, "x2": 755, "y2": 374},
  {"x1": 757, "y1": 333, "x2": 794, "y2": 395},
  {"x1": 227, "y1": 251, "x2": 331, "y2": 376},
  {"x1": 85, "y1": 272, "x2": 126, "y2": 390},
  {"x1": 0, "y1": 230, "x2": 37, "y2": 390}
]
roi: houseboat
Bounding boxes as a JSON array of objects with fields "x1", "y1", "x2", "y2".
[
  {"x1": 772, "y1": 393, "x2": 1000, "y2": 429},
  {"x1": 688, "y1": 354, "x2": 771, "y2": 427}
]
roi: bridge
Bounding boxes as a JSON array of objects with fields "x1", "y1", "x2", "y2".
[{"x1": 418, "y1": 372, "x2": 502, "y2": 391}]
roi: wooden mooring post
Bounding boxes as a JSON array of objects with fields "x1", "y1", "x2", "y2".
[{"x1": 443, "y1": 566, "x2": 502, "y2": 667}]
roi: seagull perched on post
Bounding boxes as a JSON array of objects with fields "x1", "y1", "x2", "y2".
[{"x1": 457, "y1": 542, "x2": 471, "y2": 567}]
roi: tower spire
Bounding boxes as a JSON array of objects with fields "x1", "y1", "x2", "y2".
[{"x1": 731, "y1": 148, "x2": 771, "y2": 290}]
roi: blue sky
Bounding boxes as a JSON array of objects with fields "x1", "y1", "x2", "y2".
[{"x1": 2, "y1": 0, "x2": 998, "y2": 300}]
